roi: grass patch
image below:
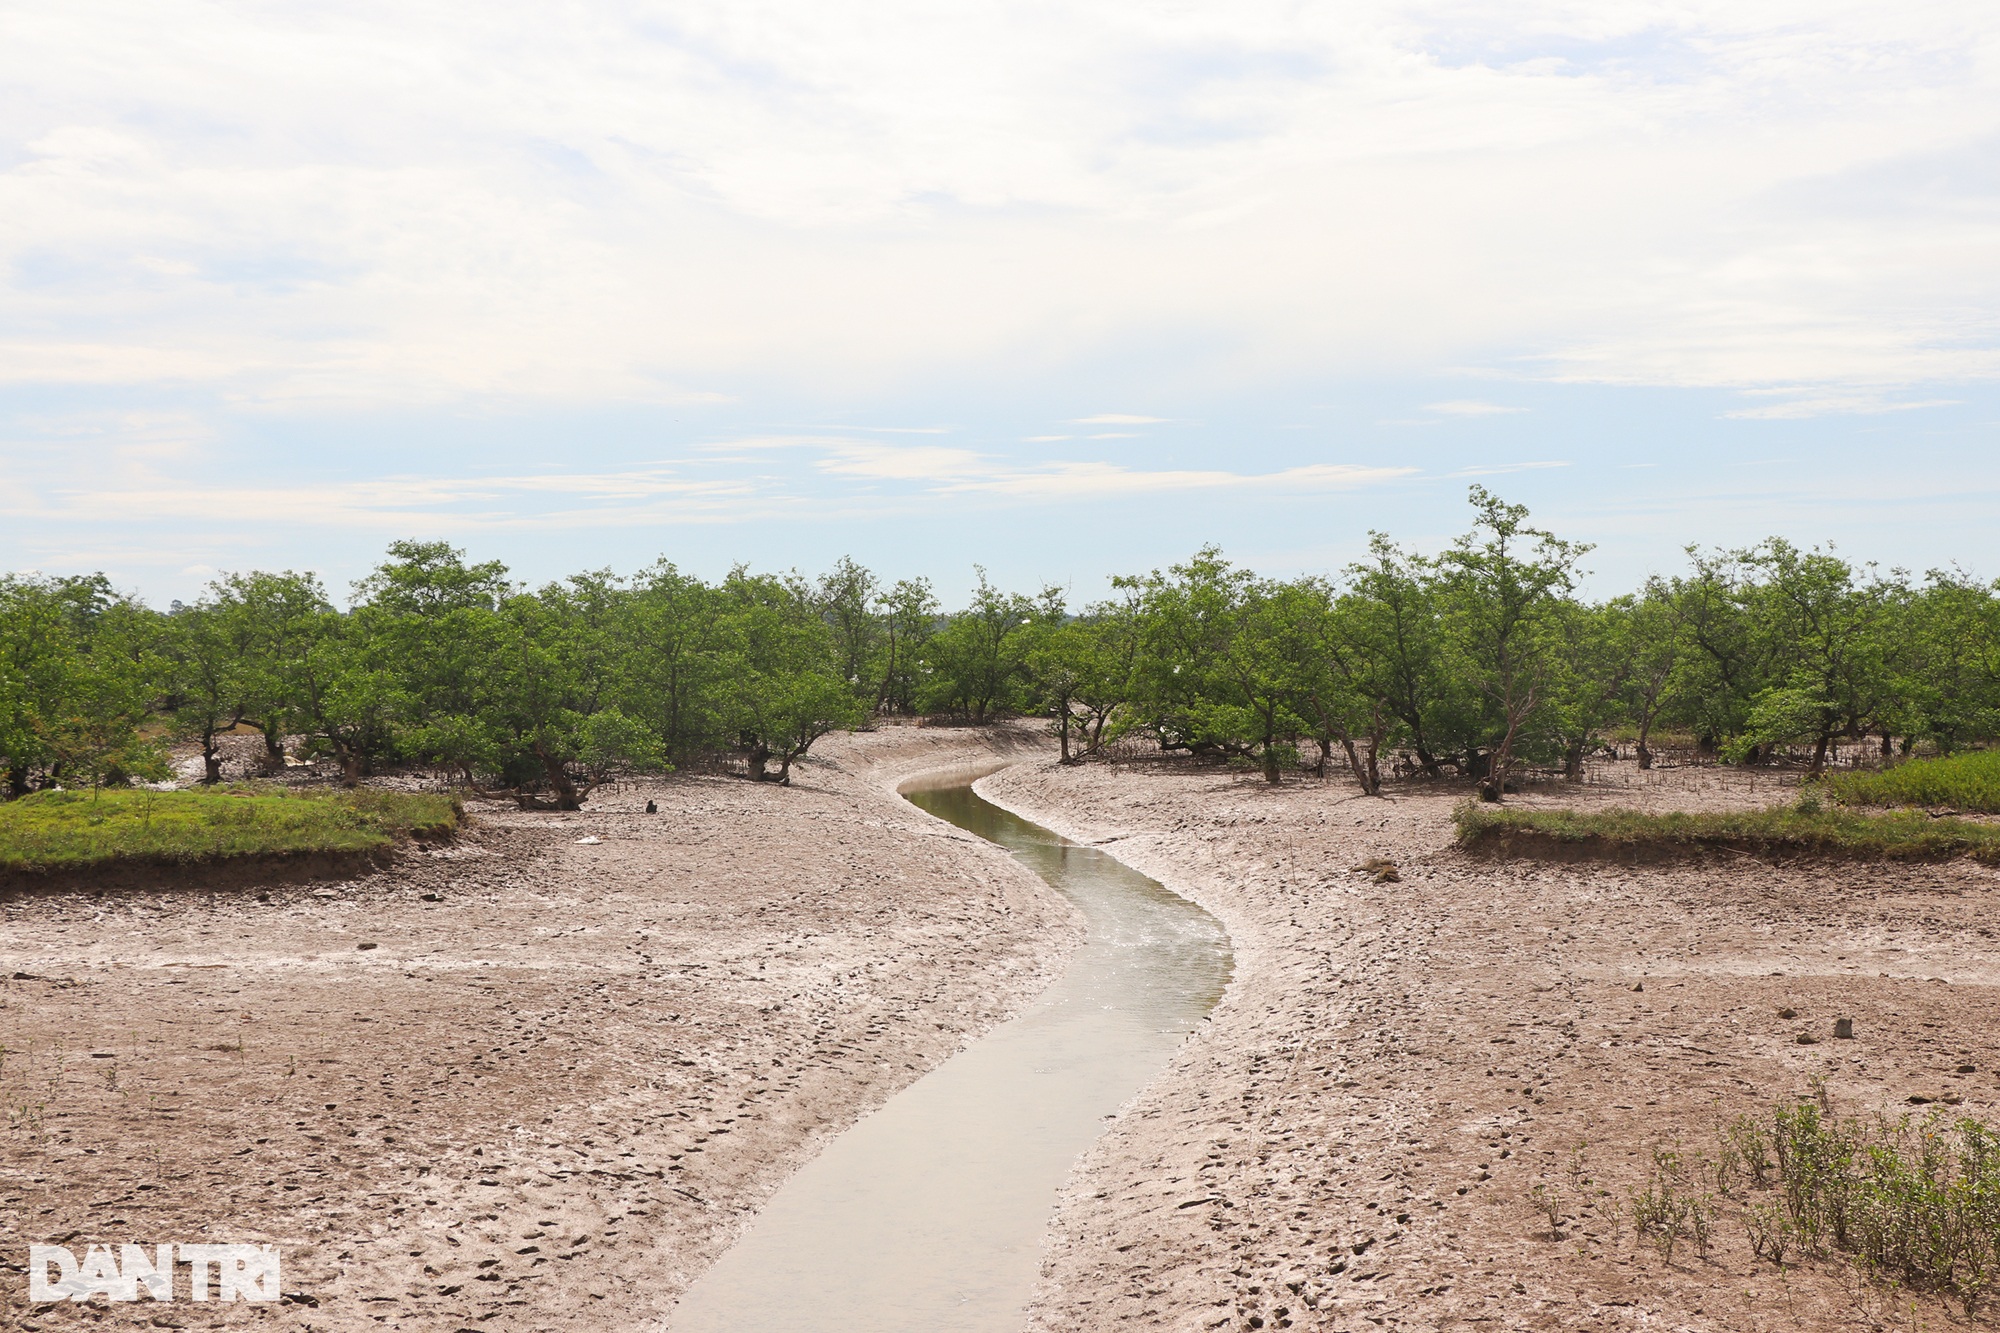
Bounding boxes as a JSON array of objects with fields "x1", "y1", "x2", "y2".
[
  {"x1": 1724, "y1": 1099, "x2": 2000, "y2": 1313},
  {"x1": 1823, "y1": 749, "x2": 2000, "y2": 814},
  {"x1": 0, "y1": 786, "x2": 459, "y2": 873},
  {"x1": 1454, "y1": 801, "x2": 2000, "y2": 864}
]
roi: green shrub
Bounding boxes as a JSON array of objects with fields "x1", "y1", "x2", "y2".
[
  {"x1": 1823, "y1": 749, "x2": 2000, "y2": 814},
  {"x1": 1725, "y1": 1102, "x2": 2000, "y2": 1313},
  {"x1": 1453, "y1": 802, "x2": 2000, "y2": 864},
  {"x1": 0, "y1": 786, "x2": 458, "y2": 872}
]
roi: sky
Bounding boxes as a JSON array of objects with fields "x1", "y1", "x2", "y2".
[{"x1": 3, "y1": 0, "x2": 1998, "y2": 607}]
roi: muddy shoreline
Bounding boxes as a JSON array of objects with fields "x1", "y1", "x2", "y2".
[
  {"x1": 14, "y1": 734, "x2": 2000, "y2": 1332},
  {"x1": 1, "y1": 725, "x2": 1078, "y2": 1331},
  {"x1": 982, "y1": 758, "x2": 2000, "y2": 1332}
]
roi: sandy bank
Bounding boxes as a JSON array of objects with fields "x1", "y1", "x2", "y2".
[
  {"x1": 1, "y1": 725, "x2": 1074, "y2": 1331},
  {"x1": 981, "y1": 758, "x2": 2000, "y2": 1332}
]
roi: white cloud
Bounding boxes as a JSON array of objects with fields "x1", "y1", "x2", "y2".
[
  {"x1": 1720, "y1": 391, "x2": 1961, "y2": 420},
  {"x1": 814, "y1": 443, "x2": 991, "y2": 480},
  {"x1": 791, "y1": 437, "x2": 1421, "y2": 498},
  {"x1": 0, "y1": 456, "x2": 764, "y2": 530},
  {"x1": 0, "y1": 434, "x2": 1419, "y2": 529},
  {"x1": 1445, "y1": 461, "x2": 1571, "y2": 477},
  {"x1": 946, "y1": 461, "x2": 1417, "y2": 499},
  {"x1": 1426, "y1": 400, "x2": 1526, "y2": 416},
  {"x1": 1, "y1": 1, "x2": 1997, "y2": 411},
  {"x1": 1073, "y1": 414, "x2": 1170, "y2": 425},
  {"x1": 833, "y1": 425, "x2": 955, "y2": 434}
]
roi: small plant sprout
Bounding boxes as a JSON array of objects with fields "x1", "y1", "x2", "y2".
[
  {"x1": 1565, "y1": 1145, "x2": 1591, "y2": 1194},
  {"x1": 1527, "y1": 1180, "x2": 1567, "y2": 1237},
  {"x1": 1746, "y1": 1202, "x2": 1796, "y2": 1267},
  {"x1": 1630, "y1": 1146, "x2": 1716, "y2": 1263},
  {"x1": 1724, "y1": 1115, "x2": 1775, "y2": 1191}
]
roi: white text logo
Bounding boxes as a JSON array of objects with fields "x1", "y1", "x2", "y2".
[{"x1": 27, "y1": 1244, "x2": 280, "y2": 1303}]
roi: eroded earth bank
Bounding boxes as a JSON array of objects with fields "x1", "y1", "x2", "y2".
[
  {"x1": 982, "y1": 759, "x2": 2000, "y2": 1333},
  {"x1": 0, "y1": 726, "x2": 1077, "y2": 1331}
]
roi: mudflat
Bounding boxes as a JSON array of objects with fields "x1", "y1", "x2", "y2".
[
  {"x1": 13, "y1": 735, "x2": 2000, "y2": 1333},
  {"x1": 0, "y1": 726, "x2": 1076, "y2": 1331},
  {"x1": 982, "y1": 759, "x2": 2000, "y2": 1332}
]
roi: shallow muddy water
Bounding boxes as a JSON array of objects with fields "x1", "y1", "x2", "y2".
[{"x1": 669, "y1": 775, "x2": 1231, "y2": 1333}]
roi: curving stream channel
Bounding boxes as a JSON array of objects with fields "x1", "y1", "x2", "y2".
[{"x1": 670, "y1": 771, "x2": 1233, "y2": 1332}]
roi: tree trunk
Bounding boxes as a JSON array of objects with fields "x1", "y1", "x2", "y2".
[
  {"x1": 260, "y1": 723, "x2": 286, "y2": 774},
  {"x1": 1563, "y1": 741, "x2": 1585, "y2": 783},
  {"x1": 1880, "y1": 730, "x2": 1893, "y2": 759},
  {"x1": 1261, "y1": 733, "x2": 1281, "y2": 785},
  {"x1": 1339, "y1": 738, "x2": 1379, "y2": 797},
  {"x1": 1058, "y1": 702, "x2": 1071, "y2": 764},
  {"x1": 1482, "y1": 710, "x2": 1527, "y2": 803},
  {"x1": 1478, "y1": 744, "x2": 1506, "y2": 800},
  {"x1": 1809, "y1": 733, "x2": 1830, "y2": 776},
  {"x1": 746, "y1": 744, "x2": 776, "y2": 783},
  {"x1": 1636, "y1": 717, "x2": 1654, "y2": 770},
  {"x1": 203, "y1": 738, "x2": 223, "y2": 785},
  {"x1": 338, "y1": 749, "x2": 363, "y2": 788},
  {"x1": 537, "y1": 746, "x2": 584, "y2": 809},
  {"x1": 6, "y1": 764, "x2": 27, "y2": 799}
]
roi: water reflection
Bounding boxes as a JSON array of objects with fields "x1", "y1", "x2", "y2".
[{"x1": 669, "y1": 778, "x2": 1231, "y2": 1333}]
